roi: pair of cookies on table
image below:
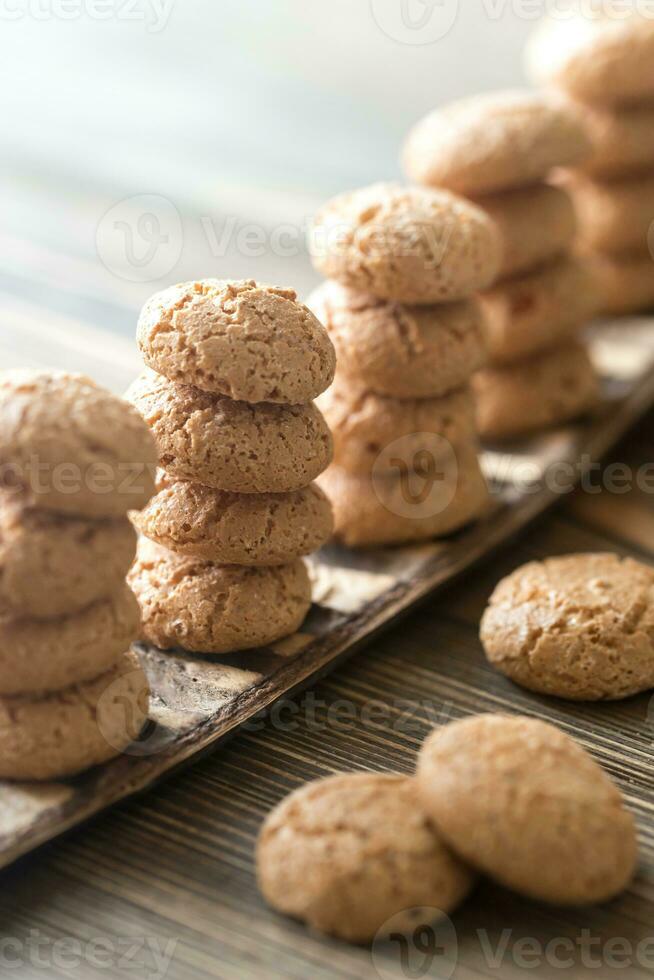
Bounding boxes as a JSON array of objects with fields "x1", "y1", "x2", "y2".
[
  {"x1": 527, "y1": 8, "x2": 654, "y2": 316},
  {"x1": 404, "y1": 90, "x2": 601, "y2": 441},
  {"x1": 257, "y1": 713, "x2": 637, "y2": 944},
  {"x1": 127, "y1": 280, "x2": 335, "y2": 653},
  {"x1": 308, "y1": 182, "x2": 501, "y2": 547},
  {"x1": 0, "y1": 371, "x2": 155, "y2": 780}
]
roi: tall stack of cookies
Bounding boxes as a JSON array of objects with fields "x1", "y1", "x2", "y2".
[
  {"x1": 126, "y1": 280, "x2": 335, "y2": 653},
  {"x1": 403, "y1": 90, "x2": 601, "y2": 442},
  {"x1": 0, "y1": 370, "x2": 154, "y2": 781},
  {"x1": 526, "y1": 7, "x2": 654, "y2": 317},
  {"x1": 308, "y1": 182, "x2": 501, "y2": 547}
]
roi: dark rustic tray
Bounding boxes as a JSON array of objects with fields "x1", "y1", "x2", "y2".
[{"x1": 2, "y1": 317, "x2": 654, "y2": 870}]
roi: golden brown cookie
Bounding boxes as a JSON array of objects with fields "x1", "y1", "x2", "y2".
[
  {"x1": 310, "y1": 183, "x2": 501, "y2": 303},
  {"x1": 589, "y1": 250, "x2": 654, "y2": 315},
  {"x1": 481, "y1": 183, "x2": 576, "y2": 280},
  {"x1": 481, "y1": 553, "x2": 654, "y2": 700},
  {"x1": 479, "y1": 257, "x2": 600, "y2": 365},
  {"x1": 575, "y1": 101, "x2": 654, "y2": 179},
  {"x1": 0, "y1": 650, "x2": 149, "y2": 781},
  {"x1": 257, "y1": 773, "x2": 474, "y2": 943},
  {"x1": 474, "y1": 342, "x2": 599, "y2": 441},
  {"x1": 126, "y1": 369, "x2": 333, "y2": 494},
  {"x1": 317, "y1": 378, "x2": 475, "y2": 475},
  {"x1": 526, "y1": 9, "x2": 654, "y2": 106},
  {"x1": 0, "y1": 585, "x2": 140, "y2": 696},
  {"x1": 129, "y1": 539, "x2": 311, "y2": 653},
  {"x1": 417, "y1": 714, "x2": 638, "y2": 905},
  {"x1": 0, "y1": 497, "x2": 136, "y2": 619},
  {"x1": 133, "y1": 473, "x2": 333, "y2": 565},
  {"x1": 0, "y1": 370, "x2": 157, "y2": 519},
  {"x1": 317, "y1": 449, "x2": 488, "y2": 548},
  {"x1": 307, "y1": 282, "x2": 487, "y2": 398},
  {"x1": 137, "y1": 279, "x2": 335, "y2": 404},
  {"x1": 403, "y1": 90, "x2": 589, "y2": 195},
  {"x1": 562, "y1": 171, "x2": 654, "y2": 255}
]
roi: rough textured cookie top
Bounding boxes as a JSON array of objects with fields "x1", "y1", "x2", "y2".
[
  {"x1": 257, "y1": 773, "x2": 474, "y2": 943},
  {"x1": 137, "y1": 279, "x2": 335, "y2": 404},
  {"x1": 526, "y1": 9, "x2": 654, "y2": 106},
  {"x1": 0, "y1": 370, "x2": 157, "y2": 517},
  {"x1": 417, "y1": 714, "x2": 638, "y2": 905},
  {"x1": 310, "y1": 183, "x2": 501, "y2": 303},
  {"x1": 403, "y1": 90, "x2": 590, "y2": 195},
  {"x1": 481, "y1": 553, "x2": 654, "y2": 700}
]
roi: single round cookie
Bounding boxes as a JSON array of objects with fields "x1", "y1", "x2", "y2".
[
  {"x1": 0, "y1": 584, "x2": 140, "y2": 696},
  {"x1": 481, "y1": 553, "x2": 654, "y2": 700},
  {"x1": 317, "y1": 378, "x2": 475, "y2": 475},
  {"x1": 575, "y1": 102, "x2": 654, "y2": 179},
  {"x1": 257, "y1": 773, "x2": 474, "y2": 943},
  {"x1": 478, "y1": 257, "x2": 600, "y2": 365},
  {"x1": 129, "y1": 539, "x2": 311, "y2": 653},
  {"x1": 481, "y1": 183, "x2": 575, "y2": 281},
  {"x1": 137, "y1": 279, "x2": 335, "y2": 404},
  {"x1": 133, "y1": 473, "x2": 333, "y2": 565},
  {"x1": 0, "y1": 650, "x2": 149, "y2": 781},
  {"x1": 526, "y1": 10, "x2": 654, "y2": 106},
  {"x1": 310, "y1": 182, "x2": 501, "y2": 303},
  {"x1": 0, "y1": 370, "x2": 157, "y2": 519},
  {"x1": 417, "y1": 714, "x2": 638, "y2": 905},
  {"x1": 307, "y1": 282, "x2": 487, "y2": 398},
  {"x1": 562, "y1": 171, "x2": 654, "y2": 254},
  {"x1": 317, "y1": 450, "x2": 488, "y2": 548},
  {"x1": 589, "y1": 250, "x2": 654, "y2": 316},
  {"x1": 0, "y1": 498, "x2": 136, "y2": 619},
  {"x1": 403, "y1": 90, "x2": 590, "y2": 195},
  {"x1": 474, "y1": 342, "x2": 599, "y2": 442},
  {"x1": 126, "y1": 369, "x2": 332, "y2": 494}
]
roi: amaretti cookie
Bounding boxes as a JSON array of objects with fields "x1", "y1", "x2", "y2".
[
  {"x1": 478, "y1": 257, "x2": 600, "y2": 364},
  {"x1": 417, "y1": 714, "x2": 638, "y2": 905},
  {"x1": 0, "y1": 370, "x2": 157, "y2": 518},
  {"x1": 126, "y1": 369, "x2": 333, "y2": 494},
  {"x1": 0, "y1": 498, "x2": 136, "y2": 619},
  {"x1": 0, "y1": 650, "x2": 149, "y2": 781},
  {"x1": 133, "y1": 474, "x2": 333, "y2": 566},
  {"x1": 318, "y1": 379, "x2": 475, "y2": 475},
  {"x1": 481, "y1": 183, "x2": 575, "y2": 280},
  {"x1": 137, "y1": 279, "x2": 335, "y2": 404},
  {"x1": 310, "y1": 182, "x2": 501, "y2": 303},
  {"x1": 403, "y1": 90, "x2": 589, "y2": 195},
  {"x1": 589, "y1": 251, "x2": 654, "y2": 316},
  {"x1": 257, "y1": 774, "x2": 474, "y2": 943},
  {"x1": 474, "y1": 341, "x2": 599, "y2": 441},
  {"x1": 562, "y1": 171, "x2": 654, "y2": 254},
  {"x1": 526, "y1": 9, "x2": 654, "y2": 106},
  {"x1": 307, "y1": 282, "x2": 486, "y2": 398},
  {"x1": 129, "y1": 539, "x2": 311, "y2": 653},
  {"x1": 575, "y1": 102, "x2": 654, "y2": 180},
  {"x1": 318, "y1": 450, "x2": 488, "y2": 548},
  {"x1": 0, "y1": 585, "x2": 140, "y2": 696},
  {"x1": 481, "y1": 553, "x2": 654, "y2": 700}
]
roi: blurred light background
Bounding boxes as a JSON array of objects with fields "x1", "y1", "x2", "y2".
[{"x1": 0, "y1": 0, "x2": 537, "y2": 377}]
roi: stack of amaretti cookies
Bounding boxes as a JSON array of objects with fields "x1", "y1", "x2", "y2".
[
  {"x1": 527, "y1": 6, "x2": 654, "y2": 317},
  {"x1": 308, "y1": 181, "x2": 501, "y2": 547},
  {"x1": 126, "y1": 279, "x2": 335, "y2": 654},
  {"x1": 0, "y1": 370, "x2": 154, "y2": 781},
  {"x1": 404, "y1": 90, "x2": 602, "y2": 441}
]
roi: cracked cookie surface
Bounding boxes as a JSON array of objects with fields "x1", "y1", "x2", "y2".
[
  {"x1": 137, "y1": 279, "x2": 335, "y2": 404},
  {"x1": 256, "y1": 773, "x2": 474, "y2": 943},
  {"x1": 481, "y1": 553, "x2": 654, "y2": 700}
]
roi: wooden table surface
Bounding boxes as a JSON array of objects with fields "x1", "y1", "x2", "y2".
[{"x1": 2, "y1": 243, "x2": 654, "y2": 979}]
